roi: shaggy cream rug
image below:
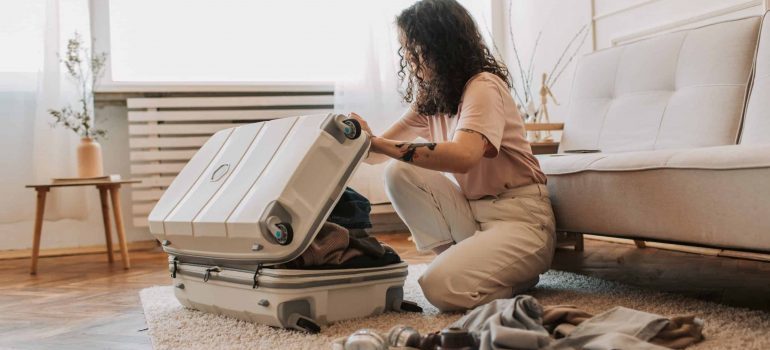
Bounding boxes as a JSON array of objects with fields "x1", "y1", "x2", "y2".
[{"x1": 140, "y1": 264, "x2": 770, "y2": 350}]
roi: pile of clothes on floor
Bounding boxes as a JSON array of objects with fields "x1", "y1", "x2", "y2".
[
  {"x1": 334, "y1": 295, "x2": 704, "y2": 350},
  {"x1": 450, "y1": 295, "x2": 704, "y2": 350},
  {"x1": 277, "y1": 188, "x2": 401, "y2": 269}
]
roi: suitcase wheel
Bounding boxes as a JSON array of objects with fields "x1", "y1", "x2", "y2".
[
  {"x1": 288, "y1": 313, "x2": 321, "y2": 334},
  {"x1": 273, "y1": 223, "x2": 293, "y2": 245},
  {"x1": 392, "y1": 299, "x2": 423, "y2": 313},
  {"x1": 342, "y1": 119, "x2": 362, "y2": 140}
]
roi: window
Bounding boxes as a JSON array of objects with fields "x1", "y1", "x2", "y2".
[
  {"x1": 108, "y1": 0, "x2": 492, "y2": 83},
  {"x1": 0, "y1": 0, "x2": 90, "y2": 87},
  {"x1": 0, "y1": 1, "x2": 44, "y2": 74}
]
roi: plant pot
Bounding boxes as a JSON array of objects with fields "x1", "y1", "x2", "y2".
[{"x1": 77, "y1": 137, "x2": 104, "y2": 178}]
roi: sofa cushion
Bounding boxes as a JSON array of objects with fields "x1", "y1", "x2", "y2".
[
  {"x1": 539, "y1": 145, "x2": 770, "y2": 251},
  {"x1": 561, "y1": 16, "x2": 761, "y2": 153},
  {"x1": 741, "y1": 12, "x2": 770, "y2": 145},
  {"x1": 540, "y1": 144, "x2": 770, "y2": 175}
]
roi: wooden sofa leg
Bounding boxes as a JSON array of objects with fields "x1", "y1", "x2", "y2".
[
  {"x1": 574, "y1": 233, "x2": 584, "y2": 252},
  {"x1": 634, "y1": 240, "x2": 647, "y2": 248}
]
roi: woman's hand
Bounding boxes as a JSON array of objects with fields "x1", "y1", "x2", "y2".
[
  {"x1": 348, "y1": 112, "x2": 374, "y2": 138},
  {"x1": 358, "y1": 111, "x2": 421, "y2": 164},
  {"x1": 349, "y1": 112, "x2": 389, "y2": 155}
]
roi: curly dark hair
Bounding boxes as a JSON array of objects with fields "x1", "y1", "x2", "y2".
[{"x1": 396, "y1": 0, "x2": 511, "y2": 117}]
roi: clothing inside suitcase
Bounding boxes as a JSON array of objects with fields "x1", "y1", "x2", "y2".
[
  {"x1": 276, "y1": 188, "x2": 401, "y2": 270},
  {"x1": 148, "y1": 114, "x2": 420, "y2": 333},
  {"x1": 275, "y1": 222, "x2": 403, "y2": 270}
]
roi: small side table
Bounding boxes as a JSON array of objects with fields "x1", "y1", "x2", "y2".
[
  {"x1": 25, "y1": 179, "x2": 140, "y2": 274},
  {"x1": 525, "y1": 122, "x2": 564, "y2": 155},
  {"x1": 530, "y1": 141, "x2": 560, "y2": 155}
]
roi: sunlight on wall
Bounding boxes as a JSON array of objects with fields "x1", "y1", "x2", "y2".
[
  {"x1": 0, "y1": 0, "x2": 91, "y2": 76},
  {"x1": 108, "y1": 0, "x2": 491, "y2": 83},
  {"x1": 0, "y1": 1, "x2": 44, "y2": 73},
  {"x1": 110, "y1": 0, "x2": 381, "y2": 82}
]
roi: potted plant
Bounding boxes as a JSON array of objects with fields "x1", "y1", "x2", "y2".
[{"x1": 49, "y1": 32, "x2": 108, "y2": 178}]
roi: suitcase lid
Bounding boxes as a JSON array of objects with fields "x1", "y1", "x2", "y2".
[{"x1": 147, "y1": 113, "x2": 370, "y2": 265}]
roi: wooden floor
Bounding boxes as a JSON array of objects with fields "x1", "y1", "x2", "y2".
[{"x1": 1, "y1": 234, "x2": 769, "y2": 349}]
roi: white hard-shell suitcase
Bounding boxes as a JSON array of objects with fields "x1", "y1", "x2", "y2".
[{"x1": 147, "y1": 113, "x2": 421, "y2": 333}]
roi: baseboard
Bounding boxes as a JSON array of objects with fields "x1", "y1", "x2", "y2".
[
  {"x1": 585, "y1": 235, "x2": 770, "y2": 262},
  {"x1": 370, "y1": 203, "x2": 408, "y2": 233},
  {"x1": 370, "y1": 203, "x2": 396, "y2": 215},
  {"x1": 716, "y1": 250, "x2": 770, "y2": 262},
  {"x1": 0, "y1": 240, "x2": 159, "y2": 260}
]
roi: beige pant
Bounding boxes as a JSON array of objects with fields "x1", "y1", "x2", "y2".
[{"x1": 384, "y1": 161, "x2": 556, "y2": 312}]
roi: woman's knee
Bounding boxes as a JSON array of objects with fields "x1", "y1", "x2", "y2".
[
  {"x1": 418, "y1": 265, "x2": 459, "y2": 311},
  {"x1": 418, "y1": 261, "x2": 479, "y2": 311},
  {"x1": 418, "y1": 242, "x2": 547, "y2": 312},
  {"x1": 384, "y1": 161, "x2": 424, "y2": 202},
  {"x1": 384, "y1": 161, "x2": 412, "y2": 188},
  {"x1": 420, "y1": 267, "x2": 539, "y2": 312}
]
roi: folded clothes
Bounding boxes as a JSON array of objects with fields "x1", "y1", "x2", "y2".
[
  {"x1": 650, "y1": 315, "x2": 705, "y2": 349},
  {"x1": 544, "y1": 305, "x2": 703, "y2": 349},
  {"x1": 541, "y1": 305, "x2": 594, "y2": 338},
  {"x1": 328, "y1": 187, "x2": 373, "y2": 229},
  {"x1": 451, "y1": 295, "x2": 551, "y2": 350},
  {"x1": 276, "y1": 222, "x2": 400, "y2": 269},
  {"x1": 276, "y1": 187, "x2": 401, "y2": 269},
  {"x1": 449, "y1": 295, "x2": 704, "y2": 350},
  {"x1": 295, "y1": 247, "x2": 401, "y2": 270}
]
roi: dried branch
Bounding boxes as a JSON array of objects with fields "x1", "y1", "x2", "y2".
[
  {"x1": 549, "y1": 26, "x2": 590, "y2": 87},
  {"x1": 546, "y1": 24, "x2": 589, "y2": 87},
  {"x1": 48, "y1": 32, "x2": 108, "y2": 140},
  {"x1": 525, "y1": 29, "x2": 543, "y2": 99},
  {"x1": 483, "y1": 21, "x2": 526, "y2": 108},
  {"x1": 507, "y1": 3, "x2": 531, "y2": 102}
]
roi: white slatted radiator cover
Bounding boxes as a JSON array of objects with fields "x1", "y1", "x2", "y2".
[{"x1": 128, "y1": 93, "x2": 334, "y2": 227}]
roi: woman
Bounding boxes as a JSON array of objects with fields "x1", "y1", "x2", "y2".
[{"x1": 350, "y1": 0, "x2": 555, "y2": 312}]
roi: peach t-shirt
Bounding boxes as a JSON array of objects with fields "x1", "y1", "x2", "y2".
[{"x1": 398, "y1": 72, "x2": 546, "y2": 200}]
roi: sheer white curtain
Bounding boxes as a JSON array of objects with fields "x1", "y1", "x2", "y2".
[
  {"x1": 0, "y1": 0, "x2": 91, "y2": 223},
  {"x1": 334, "y1": 0, "x2": 493, "y2": 204},
  {"x1": 334, "y1": 1, "x2": 413, "y2": 204}
]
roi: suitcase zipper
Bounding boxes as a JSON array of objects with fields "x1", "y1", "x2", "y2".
[
  {"x1": 173, "y1": 262, "x2": 407, "y2": 289},
  {"x1": 252, "y1": 263, "x2": 263, "y2": 289},
  {"x1": 203, "y1": 266, "x2": 221, "y2": 282},
  {"x1": 171, "y1": 256, "x2": 178, "y2": 278}
]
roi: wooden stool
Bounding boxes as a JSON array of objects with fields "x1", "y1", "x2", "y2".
[{"x1": 25, "y1": 180, "x2": 140, "y2": 274}]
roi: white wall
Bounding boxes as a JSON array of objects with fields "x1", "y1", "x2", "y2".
[
  {"x1": 594, "y1": 0, "x2": 765, "y2": 49},
  {"x1": 504, "y1": 0, "x2": 768, "y2": 125},
  {"x1": 504, "y1": 0, "x2": 592, "y2": 124}
]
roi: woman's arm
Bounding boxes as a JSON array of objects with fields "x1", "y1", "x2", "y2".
[
  {"x1": 348, "y1": 113, "x2": 488, "y2": 173},
  {"x1": 349, "y1": 113, "x2": 421, "y2": 165},
  {"x1": 372, "y1": 128, "x2": 487, "y2": 174}
]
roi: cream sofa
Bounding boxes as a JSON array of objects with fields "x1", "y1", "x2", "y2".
[{"x1": 539, "y1": 13, "x2": 770, "y2": 252}]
